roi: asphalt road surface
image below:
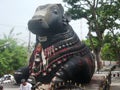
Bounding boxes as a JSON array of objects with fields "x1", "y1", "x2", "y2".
[
  {"x1": 4, "y1": 88, "x2": 19, "y2": 90},
  {"x1": 3, "y1": 83, "x2": 19, "y2": 90}
]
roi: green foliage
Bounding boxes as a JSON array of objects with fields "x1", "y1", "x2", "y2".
[
  {"x1": 0, "y1": 29, "x2": 28, "y2": 76},
  {"x1": 101, "y1": 31, "x2": 120, "y2": 61},
  {"x1": 63, "y1": 0, "x2": 120, "y2": 41},
  {"x1": 83, "y1": 36, "x2": 100, "y2": 49},
  {"x1": 84, "y1": 31, "x2": 120, "y2": 61},
  {"x1": 101, "y1": 43, "x2": 116, "y2": 61}
]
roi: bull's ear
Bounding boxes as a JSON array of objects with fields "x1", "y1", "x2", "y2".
[
  {"x1": 62, "y1": 12, "x2": 71, "y2": 25},
  {"x1": 64, "y1": 12, "x2": 72, "y2": 22},
  {"x1": 57, "y1": 4, "x2": 64, "y2": 14}
]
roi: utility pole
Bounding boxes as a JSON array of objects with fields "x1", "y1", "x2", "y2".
[
  {"x1": 27, "y1": 29, "x2": 31, "y2": 61},
  {"x1": 28, "y1": 31, "x2": 31, "y2": 53}
]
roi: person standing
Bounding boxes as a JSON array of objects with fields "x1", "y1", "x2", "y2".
[{"x1": 20, "y1": 79, "x2": 32, "y2": 90}]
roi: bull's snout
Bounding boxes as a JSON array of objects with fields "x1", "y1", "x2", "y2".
[
  {"x1": 28, "y1": 17, "x2": 49, "y2": 36},
  {"x1": 28, "y1": 19, "x2": 41, "y2": 30}
]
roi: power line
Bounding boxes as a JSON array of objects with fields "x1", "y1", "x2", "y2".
[{"x1": 0, "y1": 23, "x2": 27, "y2": 28}]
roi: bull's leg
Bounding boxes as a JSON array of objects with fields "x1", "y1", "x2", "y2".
[
  {"x1": 52, "y1": 55, "x2": 93, "y2": 84},
  {"x1": 14, "y1": 66, "x2": 29, "y2": 84}
]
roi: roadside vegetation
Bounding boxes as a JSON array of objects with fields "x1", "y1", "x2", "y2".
[{"x1": 0, "y1": 29, "x2": 28, "y2": 77}]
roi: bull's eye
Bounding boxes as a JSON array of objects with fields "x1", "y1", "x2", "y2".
[{"x1": 53, "y1": 9, "x2": 58, "y2": 14}]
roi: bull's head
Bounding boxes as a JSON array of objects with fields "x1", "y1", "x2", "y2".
[{"x1": 28, "y1": 4, "x2": 70, "y2": 36}]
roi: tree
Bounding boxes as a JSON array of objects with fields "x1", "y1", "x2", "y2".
[
  {"x1": 101, "y1": 32, "x2": 120, "y2": 62},
  {"x1": 0, "y1": 29, "x2": 28, "y2": 76},
  {"x1": 63, "y1": 0, "x2": 120, "y2": 70}
]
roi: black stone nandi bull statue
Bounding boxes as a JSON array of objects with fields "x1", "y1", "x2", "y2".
[
  {"x1": 15, "y1": 3, "x2": 95, "y2": 88},
  {"x1": 28, "y1": 3, "x2": 95, "y2": 84}
]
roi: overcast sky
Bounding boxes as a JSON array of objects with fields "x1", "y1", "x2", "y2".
[{"x1": 0, "y1": 0, "x2": 89, "y2": 44}]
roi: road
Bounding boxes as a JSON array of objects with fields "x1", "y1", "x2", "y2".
[
  {"x1": 110, "y1": 77, "x2": 120, "y2": 90},
  {"x1": 2, "y1": 83, "x2": 19, "y2": 90},
  {"x1": 4, "y1": 88, "x2": 19, "y2": 90}
]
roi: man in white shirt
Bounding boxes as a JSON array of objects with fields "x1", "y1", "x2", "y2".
[{"x1": 20, "y1": 79, "x2": 32, "y2": 90}]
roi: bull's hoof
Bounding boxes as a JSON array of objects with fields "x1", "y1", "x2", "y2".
[{"x1": 51, "y1": 77, "x2": 83, "y2": 90}]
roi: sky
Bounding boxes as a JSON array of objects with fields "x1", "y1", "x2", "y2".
[{"x1": 0, "y1": 0, "x2": 89, "y2": 45}]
